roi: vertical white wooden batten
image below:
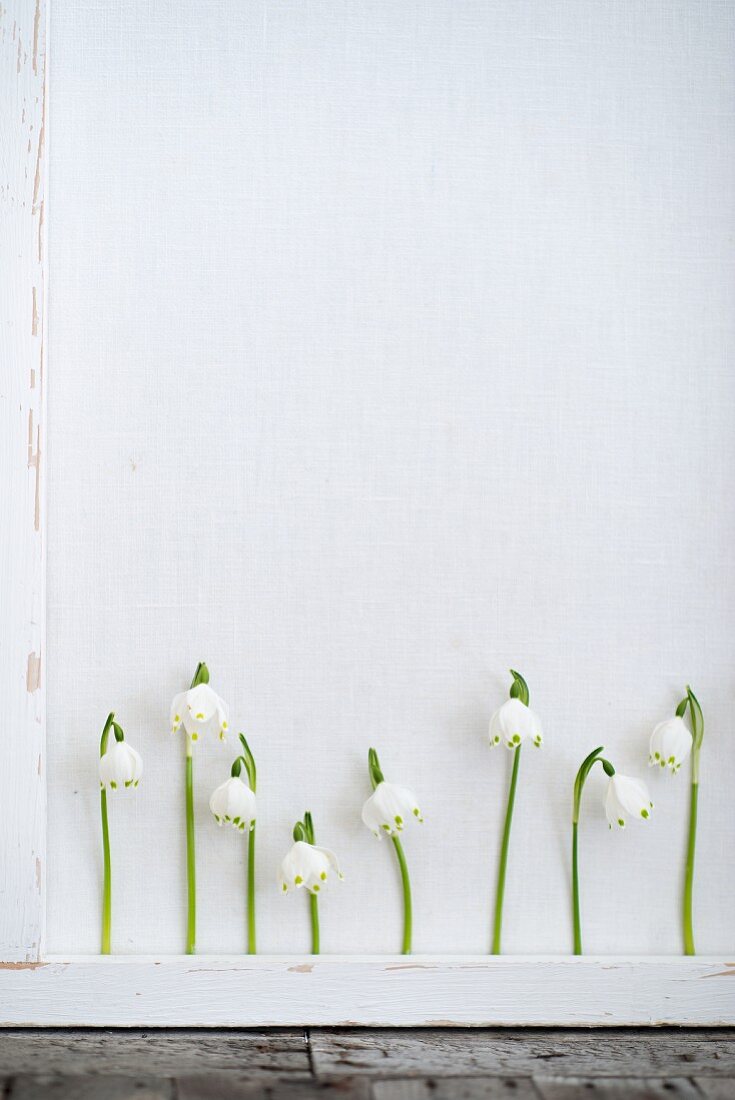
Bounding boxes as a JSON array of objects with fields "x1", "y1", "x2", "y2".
[{"x1": 0, "y1": 0, "x2": 47, "y2": 963}]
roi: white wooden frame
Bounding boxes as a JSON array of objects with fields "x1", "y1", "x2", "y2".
[{"x1": 1, "y1": 0, "x2": 734, "y2": 1027}]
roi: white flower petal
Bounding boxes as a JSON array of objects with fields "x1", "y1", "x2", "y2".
[
  {"x1": 99, "y1": 741, "x2": 143, "y2": 791},
  {"x1": 649, "y1": 717, "x2": 692, "y2": 775},
  {"x1": 489, "y1": 697, "x2": 543, "y2": 749},
  {"x1": 171, "y1": 683, "x2": 229, "y2": 744},
  {"x1": 361, "y1": 781, "x2": 422, "y2": 838},
  {"x1": 605, "y1": 774, "x2": 653, "y2": 829},
  {"x1": 209, "y1": 777, "x2": 256, "y2": 831},
  {"x1": 278, "y1": 840, "x2": 343, "y2": 895}
]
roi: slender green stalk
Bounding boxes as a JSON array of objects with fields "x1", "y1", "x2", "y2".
[
  {"x1": 247, "y1": 824, "x2": 257, "y2": 954},
  {"x1": 571, "y1": 746, "x2": 615, "y2": 955},
  {"x1": 683, "y1": 773, "x2": 699, "y2": 956},
  {"x1": 99, "y1": 712, "x2": 115, "y2": 955},
  {"x1": 100, "y1": 789, "x2": 112, "y2": 954},
  {"x1": 492, "y1": 745, "x2": 522, "y2": 954},
  {"x1": 310, "y1": 892, "x2": 320, "y2": 954},
  {"x1": 572, "y1": 820, "x2": 581, "y2": 955},
  {"x1": 185, "y1": 749, "x2": 196, "y2": 954},
  {"x1": 682, "y1": 687, "x2": 703, "y2": 956},
  {"x1": 391, "y1": 835, "x2": 413, "y2": 954}
]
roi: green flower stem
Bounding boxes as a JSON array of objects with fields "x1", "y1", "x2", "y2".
[
  {"x1": 100, "y1": 789, "x2": 112, "y2": 954},
  {"x1": 247, "y1": 824, "x2": 257, "y2": 954},
  {"x1": 492, "y1": 745, "x2": 522, "y2": 954},
  {"x1": 572, "y1": 820, "x2": 581, "y2": 955},
  {"x1": 683, "y1": 762, "x2": 699, "y2": 956},
  {"x1": 571, "y1": 746, "x2": 615, "y2": 955},
  {"x1": 310, "y1": 892, "x2": 320, "y2": 954},
  {"x1": 99, "y1": 712, "x2": 115, "y2": 955},
  {"x1": 185, "y1": 747, "x2": 196, "y2": 955},
  {"x1": 391, "y1": 835, "x2": 413, "y2": 955}
]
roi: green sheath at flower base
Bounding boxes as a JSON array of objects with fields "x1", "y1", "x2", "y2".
[
  {"x1": 361, "y1": 749, "x2": 421, "y2": 955},
  {"x1": 489, "y1": 670, "x2": 543, "y2": 954}
]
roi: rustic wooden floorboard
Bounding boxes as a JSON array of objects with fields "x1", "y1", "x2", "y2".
[
  {"x1": 371, "y1": 1077, "x2": 540, "y2": 1099},
  {"x1": 309, "y1": 1029, "x2": 735, "y2": 1079},
  {"x1": 0, "y1": 1031, "x2": 734, "y2": 1098},
  {"x1": 0, "y1": 1030, "x2": 310, "y2": 1077},
  {"x1": 533, "y1": 1078, "x2": 704, "y2": 1099},
  {"x1": 7, "y1": 1077, "x2": 175, "y2": 1099}
]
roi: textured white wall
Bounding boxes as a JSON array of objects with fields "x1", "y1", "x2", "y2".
[{"x1": 47, "y1": 0, "x2": 735, "y2": 956}]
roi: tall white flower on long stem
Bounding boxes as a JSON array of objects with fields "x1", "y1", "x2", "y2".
[
  {"x1": 98, "y1": 713, "x2": 141, "y2": 954},
  {"x1": 280, "y1": 813, "x2": 342, "y2": 953},
  {"x1": 649, "y1": 716, "x2": 692, "y2": 775},
  {"x1": 489, "y1": 670, "x2": 542, "y2": 956},
  {"x1": 572, "y1": 746, "x2": 652, "y2": 954},
  {"x1": 172, "y1": 661, "x2": 228, "y2": 955},
  {"x1": 362, "y1": 750, "x2": 420, "y2": 954},
  {"x1": 649, "y1": 688, "x2": 704, "y2": 955}
]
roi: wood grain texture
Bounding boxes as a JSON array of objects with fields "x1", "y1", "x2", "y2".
[
  {"x1": 0, "y1": 956, "x2": 733, "y2": 1027},
  {"x1": 0, "y1": 1030, "x2": 309, "y2": 1076},
  {"x1": 372, "y1": 1079, "x2": 539, "y2": 1100},
  {"x1": 9, "y1": 1076, "x2": 174, "y2": 1100},
  {"x1": 311, "y1": 1024, "x2": 735, "y2": 1075},
  {"x1": 533, "y1": 1080, "x2": 702, "y2": 1100},
  {"x1": 692, "y1": 1080, "x2": 735, "y2": 1099},
  {"x1": 177, "y1": 1076, "x2": 370, "y2": 1100},
  {"x1": 0, "y1": 0, "x2": 47, "y2": 963}
]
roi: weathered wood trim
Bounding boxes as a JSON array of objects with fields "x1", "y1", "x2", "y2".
[
  {"x1": 0, "y1": 956, "x2": 732, "y2": 1027},
  {"x1": 0, "y1": 0, "x2": 47, "y2": 963}
]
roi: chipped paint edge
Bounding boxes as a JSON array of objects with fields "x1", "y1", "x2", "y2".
[
  {"x1": 0, "y1": 956, "x2": 732, "y2": 1027},
  {"x1": 0, "y1": 0, "x2": 47, "y2": 963}
]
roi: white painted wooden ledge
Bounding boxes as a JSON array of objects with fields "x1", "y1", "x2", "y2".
[{"x1": 0, "y1": 956, "x2": 733, "y2": 1027}]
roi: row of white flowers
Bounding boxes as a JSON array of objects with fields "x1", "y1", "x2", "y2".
[{"x1": 97, "y1": 667, "x2": 703, "y2": 958}]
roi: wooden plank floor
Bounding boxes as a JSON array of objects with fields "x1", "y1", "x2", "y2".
[{"x1": 0, "y1": 1030, "x2": 732, "y2": 1098}]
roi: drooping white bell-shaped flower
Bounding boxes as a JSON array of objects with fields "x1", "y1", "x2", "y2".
[
  {"x1": 361, "y1": 781, "x2": 423, "y2": 839},
  {"x1": 489, "y1": 696, "x2": 543, "y2": 749},
  {"x1": 170, "y1": 682, "x2": 229, "y2": 743},
  {"x1": 649, "y1": 717, "x2": 692, "y2": 775},
  {"x1": 278, "y1": 841, "x2": 343, "y2": 895},
  {"x1": 605, "y1": 773, "x2": 653, "y2": 829},
  {"x1": 99, "y1": 740, "x2": 143, "y2": 791},
  {"x1": 209, "y1": 776, "x2": 256, "y2": 832}
]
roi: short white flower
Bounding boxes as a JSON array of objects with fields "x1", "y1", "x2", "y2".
[
  {"x1": 278, "y1": 841, "x2": 343, "y2": 895},
  {"x1": 649, "y1": 717, "x2": 692, "y2": 775},
  {"x1": 99, "y1": 741, "x2": 143, "y2": 791},
  {"x1": 361, "y1": 781, "x2": 423, "y2": 838},
  {"x1": 489, "y1": 697, "x2": 543, "y2": 749},
  {"x1": 209, "y1": 776, "x2": 256, "y2": 832},
  {"x1": 605, "y1": 774, "x2": 653, "y2": 829},
  {"x1": 170, "y1": 682, "x2": 229, "y2": 743}
]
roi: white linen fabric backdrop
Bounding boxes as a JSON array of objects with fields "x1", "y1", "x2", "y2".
[{"x1": 47, "y1": 0, "x2": 735, "y2": 956}]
